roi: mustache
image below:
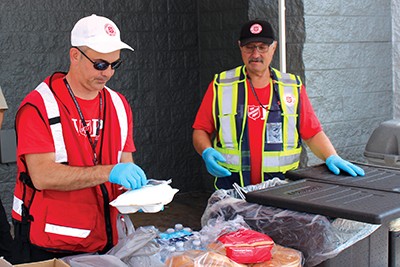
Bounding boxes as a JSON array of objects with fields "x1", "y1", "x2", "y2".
[{"x1": 249, "y1": 58, "x2": 263, "y2": 63}]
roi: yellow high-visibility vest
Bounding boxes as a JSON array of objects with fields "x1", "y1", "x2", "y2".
[{"x1": 212, "y1": 65, "x2": 302, "y2": 187}]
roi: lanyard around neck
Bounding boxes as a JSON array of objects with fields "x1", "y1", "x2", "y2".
[
  {"x1": 247, "y1": 71, "x2": 282, "y2": 112},
  {"x1": 248, "y1": 77, "x2": 273, "y2": 110},
  {"x1": 63, "y1": 78, "x2": 103, "y2": 165}
]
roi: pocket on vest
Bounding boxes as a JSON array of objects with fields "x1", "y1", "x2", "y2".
[{"x1": 30, "y1": 199, "x2": 102, "y2": 252}]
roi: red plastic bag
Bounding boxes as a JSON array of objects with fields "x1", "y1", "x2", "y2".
[{"x1": 217, "y1": 228, "x2": 274, "y2": 263}]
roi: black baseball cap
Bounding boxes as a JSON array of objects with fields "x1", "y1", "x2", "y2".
[{"x1": 239, "y1": 20, "x2": 275, "y2": 46}]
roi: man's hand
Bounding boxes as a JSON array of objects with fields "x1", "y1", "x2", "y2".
[
  {"x1": 202, "y1": 147, "x2": 231, "y2": 177},
  {"x1": 109, "y1": 163, "x2": 147, "y2": 189},
  {"x1": 326, "y1": 155, "x2": 365, "y2": 176}
]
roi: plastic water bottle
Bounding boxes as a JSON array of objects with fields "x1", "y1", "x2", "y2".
[
  {"x1": 160, "y1": 245, "x2": 176, "y2": 262},
  {"x1": 175, "y1": 223, "x2": 183, "y2": 231},
  {"x1": 192, "y1": 239, "x2": 202, "y2": 250},
  {"x1": 183, "y1": 227, "x2": 192, "y2": 233},
  {"x1": 191, "y1": 231, "x2": 200, "y2": 239},
  {"x1": 166, "y1": 228, "x2": 175, "y2": 234},
  {"x1": 175, "y1": 241, "x2": 185, "y2": 252}
]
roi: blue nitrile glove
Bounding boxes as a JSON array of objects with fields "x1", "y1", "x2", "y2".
[
  {"x1": 325, "y1": 155, "x2": 365, "y2": 177},
  {"x1": 202, "y1": 147, "x2": 232, "y2": 177},
  {"x1": 109, "y1": 163, "x2": 147, "y2": 189}
]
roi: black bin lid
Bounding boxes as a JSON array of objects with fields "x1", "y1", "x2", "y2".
[
  {"x1": 245, "y1": 179, "x2": 400, "y2": 224},
  {"x1": 286, "y1": 163, "x2": 400, "y2": 193}
]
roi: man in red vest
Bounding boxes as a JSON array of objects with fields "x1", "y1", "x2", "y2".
[{"x1": 11, "y1": 14, "x2": 147, "y2": 264}]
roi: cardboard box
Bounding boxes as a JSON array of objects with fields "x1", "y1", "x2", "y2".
[{"x1": 0, "y1": 258, "x2": 69, "y2": 267}]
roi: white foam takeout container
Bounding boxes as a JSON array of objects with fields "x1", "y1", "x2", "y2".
[{"x1": 109, "y1": 180, "x2": 179, "y2": 214}]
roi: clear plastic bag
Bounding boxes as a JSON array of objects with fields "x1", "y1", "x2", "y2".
[
  {"x1": 66, "y1": 254, "x2": 127, "y2": 267},
  {"x1": 164, "y1": 215, "x2": 304, "y2": 266},
  {"x1": 201, "y1": 181, "x2": 380, "y2": 266},
  {"x1": 117, "y1": 213, "x2": 135, "y2": 240},
  {"x1": 165, "y1": 249, "x2": 248, "y2": 267},
  {"x1": 62, "y1": 226, "x2": 164, "y2": 267},
  {"x1": 107, "y1": 226, "x2": 163, "y2": 266}
]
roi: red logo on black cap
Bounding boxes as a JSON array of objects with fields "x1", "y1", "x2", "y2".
[
  {"x1": 250, "y1": 23, "x2": 262, "y2": 34},
  {"x1": 104, "y1": 24, "x2": 116, "y2": 36}
]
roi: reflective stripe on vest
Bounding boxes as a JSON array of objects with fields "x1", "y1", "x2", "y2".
[
  {"x1": 36, "y1": 82, "x2": 68, "y2": 163},
  {"x1": 213, "y1": 66, "x2": 246, "y2": 150},
  {"x1": 35, "y1": 83, "x2": 128, "y2": 164},
  {"x1": 45, "y1": 223, "x2": 90, "y2": 238},
  {"x1": 105, "y1": 87, "x2": 128, "y2": 162},
  {"x1": 262, "y1": 70, "x2": 301, "y2": 173},
  {"x1": 12, "y1": 195, "x2": 23, "y2": 217},
  {"x1": 213, "y1": 66, "x2": 302, "y2": 179}
]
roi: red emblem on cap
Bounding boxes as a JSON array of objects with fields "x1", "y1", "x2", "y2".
[
  {"x1": 250, "y1": 23, "x2": 262, "y2": 34},
  {"x1": 104, "y1": 24, "x2": 116, "y2": 36}
]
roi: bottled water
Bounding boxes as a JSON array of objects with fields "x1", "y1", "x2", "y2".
[
  {"x1": 157, "y1": 223, "x2": 199, "y2": 261},
  {"x1": 191, "y1": 239, "x2": 202, "y2": 250},
  {"x1": 175, "y1": 240, "x2": 185, "y2": 251},
  {"x1": 183, "y1": 227, "x2": 192, "y2": 233},
  {"x1": 159, "y1": 245, "x2": 176, "y2": 262},
  {"x1": 159, "y1": 227, "x2": 193, "y2": 243},
  {"x1": 166, "y1": 228, "x2": 175, "y2": 234},
  {"x1": 174, "y1": 223, "x2": 183, "y2": 231}
]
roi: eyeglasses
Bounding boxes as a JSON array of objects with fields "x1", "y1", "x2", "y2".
[
  {"x1": 241, "y1": 44, "x2": 271, "y2": 54},
  {"x1": 73, "y1": 46, "x2": 122, "y2": 71}
]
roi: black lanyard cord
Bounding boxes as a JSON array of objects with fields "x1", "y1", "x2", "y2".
[
  {"x1": 248, "y1": 77, "x2": 271, "y2": 110},
  {"x1": 63, "y1": 78, "x2": 102, "y2": 165},
  {"x1": 247, "y1": 69, "x2": 282, "y2": 112}
]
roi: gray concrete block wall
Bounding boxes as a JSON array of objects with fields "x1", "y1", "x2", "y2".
[
  {"x1": 198, "y1": 0, "x2": 248, "y2": 90},
  {"x1": 111, "y1": 0, "x2": 204, "y2": 193},
  {"x1": 393, "y1": 0, "x2": 400, "y2": 119},
  {"x1": 198, "y1": 0, "x2": 249, "y2": 190},
  {"x1": 250, "y1": 0, "x2": 393, "y2": 166},
  {"x1": 302, "y1": 0, "x2": 392, "y2": 165}
]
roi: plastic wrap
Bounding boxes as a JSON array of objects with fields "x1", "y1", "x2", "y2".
[
  {"x1": 62, "y1": 226, "x2": 164, "y2": 267},
  {"x1": 164, "y1": 215, "x2": 304, "y2": 266},
  {"x1": 66, "y1": 254, "x2": 127, "y2": 267},
  {"x1": 201, "y1": 181, "x2": 380, "y2": 266},
  {"x1": 165, "y1": 244, "x2": 302, "y2": 266},
  {"x1": 165, "y1": 250, "x2": 247, "y2": 267},
  {"x1": 217, "y1": 228, "x2": 274, "y2": 263}
]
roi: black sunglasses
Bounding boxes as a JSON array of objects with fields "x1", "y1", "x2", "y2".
[{"x1": 73, "y1": 46, "x2": 122, "y2": 71}]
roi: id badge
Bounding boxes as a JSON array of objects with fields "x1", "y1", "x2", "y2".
[{"x1": 266, "y1": 122, "x2": 283, "y2": 144}]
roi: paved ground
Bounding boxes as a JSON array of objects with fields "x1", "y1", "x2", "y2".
[{"x1": 130, "y1": 191, "x2": 212, "y2": 232}]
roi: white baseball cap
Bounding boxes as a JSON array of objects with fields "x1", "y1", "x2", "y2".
[{"x1": 71, "y1": 14, "x2": 134, "y2": 53}]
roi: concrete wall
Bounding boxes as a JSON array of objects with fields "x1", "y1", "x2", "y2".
[
  {"x1": 198, "y1": 0, "x2": 248, "y2": 190},
  {"x1": 250, "y1": 0, "x2": 393, "y2": 166},
  {"x1": 302, "y1": 0, "x2": 392, "y2": 165},
  {"x1": 393, "y1": 0, "x2": 400, "y2": 119}
]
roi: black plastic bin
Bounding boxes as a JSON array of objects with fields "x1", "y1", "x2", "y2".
[
  {"x1": 364, "y1": 119, "x2": 400, "y2": 267},
  {"x1": 245, "y1": 160, "x2": 400, "y2": 266},
  {"x1": 282, "y1": 163, "x2": 400, "y2": 266},
  {"x1": 316, "y1": 225, "x2": 388, "y2": 266}
]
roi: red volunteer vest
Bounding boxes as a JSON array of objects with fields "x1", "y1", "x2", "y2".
[{"x1": 12, "y1": 73, "x2": 129, "y2": 253}]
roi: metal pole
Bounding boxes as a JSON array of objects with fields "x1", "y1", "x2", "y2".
[{"x1": 278, "y1": 0, "x2": 286, "y2": 72}]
